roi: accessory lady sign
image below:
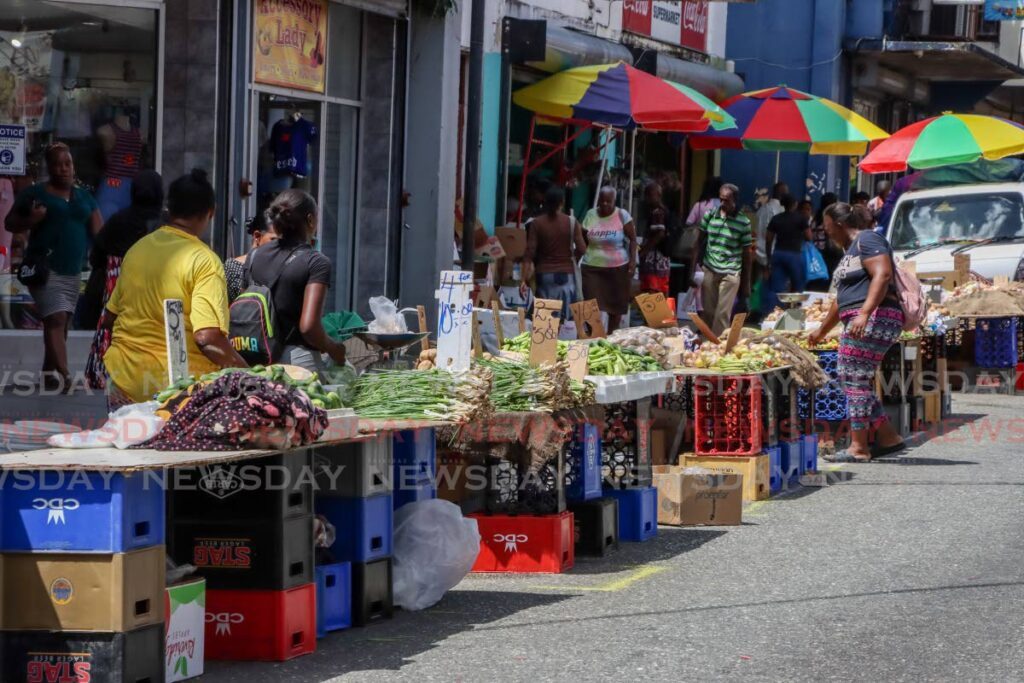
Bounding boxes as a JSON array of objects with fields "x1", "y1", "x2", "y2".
[{"x1": 253, "y1": 0, "x2": 328, "y2": 93}]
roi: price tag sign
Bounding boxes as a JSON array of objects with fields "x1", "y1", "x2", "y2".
[
  {"x1": 163, "y1": 299, "x2": 189, "y2": 386},
  {"x1": 570, "y1": 299, "x2": 606, "y2": 339},
  {"x1": 435, "y1": 270, "x2": 475, "y2": 372},
  {"x1": 635, "y1": 292, "x2": 676, "y2": 328},
  {"x1": 724, "y1": 313, "x2": 747, "y2": 353},
  {"x1": 529, "y1": 298, "x2": 562, "y2": 367},
  {"x1": 566, "y1": 341, "x2": 590, "y2": 381}
]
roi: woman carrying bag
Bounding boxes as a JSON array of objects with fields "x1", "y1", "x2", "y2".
[{"x1": 523, "y1": 186, "x2": 587, "y2": 331}]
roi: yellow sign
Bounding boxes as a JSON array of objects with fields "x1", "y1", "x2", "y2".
[{"x1": 253, "y1": 0, "x2": 328, "y2": 93}]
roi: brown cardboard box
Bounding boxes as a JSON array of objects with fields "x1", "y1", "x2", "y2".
[
  {"x1": 653, "y1": 466, "x2": 742, "y2": 526},
  {"x1": 650, "y1": 429, "x2": 668, "y2": 467},
  {"x1": 650, "y1": 407, "x2": 687, "y2": 466},
  {"x1": 923, "y1": 388, "x2": 942, "y2": 424},
  {"x1": 680, "y1": 454, "x2": 770, "y2": 502},
  {"x1": 495, "y1": 226, "x2": 528, "y2": 260},
  {"x1": 2, "y1": 545, "x2": 165, "y2": 631}
]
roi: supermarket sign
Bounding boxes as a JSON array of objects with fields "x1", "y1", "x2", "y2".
[{"x1": 622, "y1": 0, "x2": 709, "y2": 52}]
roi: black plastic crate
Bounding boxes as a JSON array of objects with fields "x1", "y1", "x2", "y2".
[
  {"x1": 601, "y1": 398, "x2": 653, "y2": 489},
  {"x1": 879, "y1": 344, "x2": 906, "y2": 404},
  {"x1": 1, "y1": 624, "x2": 163, "y2": 683},
  {"x1": 170, "y1": 514, "x2": 314, "y2": 590},
  {"x1": 313, "y1": 436, "x2": 393, "y2": 497},
  {"x1": 169, "y1": 449, "x2": 313, "y2": 522},
  {"x1": 569, "y1": 497, "x2": 619, "y2": 557},
  {"x1": 658, "y1": 377, "x2": 693, "y2": 417},
  {"x1": 920, "y1": 334, "x2": 947, "y2": 374},
  {"x1": 351, "y1": 558, "x2": 394, "y2": 627},
  {"x1": 486, "y1": 448, "x2": 566, "y2": 516}
]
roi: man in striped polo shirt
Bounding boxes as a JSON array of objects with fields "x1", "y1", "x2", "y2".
[{"x1": 692, "y1": 183, "x2": 753, "y2": 335}]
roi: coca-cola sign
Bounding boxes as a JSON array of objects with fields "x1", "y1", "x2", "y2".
[{"x1": 623, "y1": 0, "x2": 709, "y2": 52}]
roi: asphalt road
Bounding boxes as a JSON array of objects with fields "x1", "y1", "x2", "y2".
[{"x1": 207, "y1": 393, "x2": 1024, "y2": 682}]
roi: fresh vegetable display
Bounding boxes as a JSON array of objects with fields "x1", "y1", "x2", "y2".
[
  {"x1": 155, "y1": 365, "x2": 345, "y2": 410},
  {"x1": 476, "y1": 357, "x2": 582, "y2": 412},
  {"x1": 350, "y1": 367, "x2": 493, "y2": 422},
  {"x1": 679, "y1": 339, "x2": 784, "y2": 373},
  {"x1": 500, "y1": 333, "x2": 662, "y2": 375},
  {"x1": 607, "y1": 326, "x2": 699, "y2": 369}
]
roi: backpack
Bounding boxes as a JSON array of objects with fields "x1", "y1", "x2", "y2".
[
  {"x1": 892, "y1": 257, "x2": 927, "y2": 332},
  {"x1": 228, "y1": 246, "x2": 301, "y2": 365}
]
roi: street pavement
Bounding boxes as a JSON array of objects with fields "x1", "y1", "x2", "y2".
[{"x1": 204, "y1": 393, "x2": 1024, "y2": 682}]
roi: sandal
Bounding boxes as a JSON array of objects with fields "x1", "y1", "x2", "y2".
[{"x1": 823, "y1": 450, "x2": 872, "y2": 463}]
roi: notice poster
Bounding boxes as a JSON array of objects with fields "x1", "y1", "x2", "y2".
[
  {"x1": 253, "y1": 0, "x2": 328, "y2": 93},
  {"x1": 985, "y1": 0, "x2": 1024, "y2": 20}
]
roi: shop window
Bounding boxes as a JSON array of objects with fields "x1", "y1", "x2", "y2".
[{"x1": 0, "y1": 2, "x2": 158, "y2": 331}]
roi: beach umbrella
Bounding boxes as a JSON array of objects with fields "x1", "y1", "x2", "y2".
[{"x1": 859, "y1": 113, "x2": 1024, "y2": 174}]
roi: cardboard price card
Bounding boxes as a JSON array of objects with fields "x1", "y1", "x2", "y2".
[
  {"x1": 570, "y1": 299, "x2": 606, "y2": 339},
  {"x1": 566, "y1": 341, "x2": 590, "y2": 380},
  {"x1": 529, "y1": 298, "x2": 562, "y2": 367},
  {"x1": 635, "y1": 292, "x2": 676, "y2": 328}
]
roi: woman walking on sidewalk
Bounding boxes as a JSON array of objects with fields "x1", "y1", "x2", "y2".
[{"x1": 808, "y1": 203, "x2": 905, "y2": 462}]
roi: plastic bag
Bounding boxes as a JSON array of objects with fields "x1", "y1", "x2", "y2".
[
  {"x1": 47, "y1": 401, "x2": 166, "y2": 449},
  {"x1": 367, "y1": 296, "x2": 408, "y2": 334},
  {"x1": 392, "y1": 499, "x2": 480, "y2": 611}
]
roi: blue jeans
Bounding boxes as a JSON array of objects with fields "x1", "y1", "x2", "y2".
[{"x1": 766, "y1": 249, "x2": 806, "y2": 313}]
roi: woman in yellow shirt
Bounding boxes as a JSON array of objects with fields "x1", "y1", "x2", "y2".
[{"x1": 102, "y1": 169, "x2": 246, "y2": 405}]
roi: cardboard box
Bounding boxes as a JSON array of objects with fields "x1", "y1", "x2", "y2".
[
  {"x1": 652, "y1": 466, "x2": 742, "y2": 526},
  {"x1": 650, "y1": 429, "x2": 668, "y2": 467},
  {"x1": 1, "y1": 545, "x2": 165, "y2": 631},
  {"x1": 650, "y1": 407, "x2": 687, "y2": 466},
  {"x1": 923, "y1": 389, "x2": 942, "y2": 425},
  {"x1": 680, "y1": 454, "x2": 770, "y2": 502},
  {"x1": 495, "y1": 226, "x2": 528, "y2": 260},
  {"x1": 165, "y1": 578, "x2": 205, "y2": 682}
]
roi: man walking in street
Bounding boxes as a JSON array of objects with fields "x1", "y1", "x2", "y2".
[{"x1": 691, "y1": 183, "x2": 753, "y2": 336}]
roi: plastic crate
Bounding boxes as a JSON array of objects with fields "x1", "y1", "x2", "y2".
[
  {"x1": 0, "y1": 625, "x2": 164, "y2": 683},
  {"x1": 975, "y1": 317, "x2": 1019, "y2": 368},
  {"x1": 315, "y1": 495, "x2": 393, "y2": 564},
  {"x1": 601, "y1": 399, "x2": 654, "y2": 489},
  {"x1": 605, "y1": 487, "x2": 657, "y2": 542},
  {"x1": 766, "y1": 445, "x2": 783, "y2": 494},
  {"x1": 921, "y1": 334, "x2": 946, "y2": 374},
  {"x1": 0, "y1": 470, "x2": 164, "y2": 553},
  {"x1": 565, "y1": 422, "x2": 602, "y2": 502},
  {"x1": 568, "y1": 497, "x2": 619, "y2": 557},
  {"x1": 392, "y1": 474, "x2": 437, "y2": 509},
  {"x1": 486, "y1": 450, "x2": 566, "y2": 515},
  {"x1": 658, "y1": 377, "x2": 693, "y2": 417},
  {"x1": 351, "y1": 558, "x2": 394, "y2": 626},
  {"x1": 313, "y1": 437, "x2": 393, "y2": 497},
  {"x1": 315, "y1": 562, "x2": 352, "y2": 638},
  {"x1": 799, "y1": 434, "x2": 818, "y2": 474},
  {"x1": 205, "y1": 584, "x2": 316, "y2": 661},
  {"x1": 694, "y1": 375, "x2": 763, "y2": 456},
  {"x1": 879, "y1": 344, "x2": 906, "y2": 403},
  {"x1": 392, "y1": 428, "x2": 436, "y2": 482},
  {"x1": 780, "y1": 439, "x2": 800, "y2": 482},
  {"x1": 470, "y1": 511, "x2": 575, "y2": 573}
]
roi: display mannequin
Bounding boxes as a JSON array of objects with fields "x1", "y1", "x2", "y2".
[{"x1": 95, "y1": 113, "x2": 143, "y2": 219}]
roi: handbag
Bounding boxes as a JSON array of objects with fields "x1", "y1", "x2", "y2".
[
  {"x1": 17, "y1": 250, "x2": 49, "y2": 288},
  {"x1": 802, "y1": 241, "x2": 829, "y2": 282},
  {"x1": 569, "y1": 211, "x2": 583, "y2": 300}
]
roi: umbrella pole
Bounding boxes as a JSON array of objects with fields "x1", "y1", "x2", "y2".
[
  {"x1": 628, "y1": 129, "x2": 637, "y2": 216},
  {"x1": 774, "y1": 150, "x2": 781, "y2": 183},
  {"x1": 593, "y1": 127, "x2": 608, "y2": 209}
]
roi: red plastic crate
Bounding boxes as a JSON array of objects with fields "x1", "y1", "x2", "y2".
[
  {"x1": 469, "y1": 511, "x2": 574, "y2": 573},
  {"x1": 205, "y1": 584, "x2": 316, "y2": 662},
  {"x1": 694, "y1": 375, "x2": 763, "y2": 456}
]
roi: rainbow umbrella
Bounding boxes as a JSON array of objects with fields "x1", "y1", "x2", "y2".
[
  {"x1": 859, "y1": 113, "x2": 1024, "y2": 174},
  {"x1": 689, "y1": 86, "x2": 889, "y2": 154},
  {"x1": 513, "y1": 62, "x2": 732, "y2": 131}
]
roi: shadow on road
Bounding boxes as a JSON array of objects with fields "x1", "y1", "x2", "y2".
[{"x1": 567, "y1": 527, "x2": 727, "y2": 575}]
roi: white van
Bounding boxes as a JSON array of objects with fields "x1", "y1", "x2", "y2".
[{"x1": 885, "y1": 182, "x2": 1024, "y2": 280}]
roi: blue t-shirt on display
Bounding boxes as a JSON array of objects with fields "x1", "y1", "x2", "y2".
[{"x1": 271, "y1": 117, "x2": 318, "y2": 178}]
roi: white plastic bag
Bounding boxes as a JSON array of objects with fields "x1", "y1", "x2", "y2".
[
  {"x1": 47, "y1": 401, "x2": 166, "y2": 449},
  {"x1": 367, "y1": 296, "x2": 408, "y2": 333},
  {"x1": 392, "y1": 499, "x2": 480, "y2": 611}
]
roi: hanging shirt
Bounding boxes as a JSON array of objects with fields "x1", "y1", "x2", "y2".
[
  {"x1": 106, "y1": 125, "x2": 143, "y2": 179},
  {"x1": 581, "y1": 207, "x2": 631, "y2": 269},
  {"x1": 271, "y1": 117, "x2": 318, "y2": 178}
]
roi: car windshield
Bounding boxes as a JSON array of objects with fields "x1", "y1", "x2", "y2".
[{"x1": 889, "y1": 192, "x2": 1024, "y2": 250}]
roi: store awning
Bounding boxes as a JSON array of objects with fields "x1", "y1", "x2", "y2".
[
  {"x1": 339, "y1": 0, "x2": 407, "y2": 19},
  {"x1": 845, "y1": 38, "x2": 1024, "y2": 82}
]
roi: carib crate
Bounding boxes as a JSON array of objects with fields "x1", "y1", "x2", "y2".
[
  {"x1": 314, "y1": 494, "x2": 393, "y2": 564},
  {"x1": 0, "y1": 469, "x2": 164, "y2": 553},
  {"x1": 974, "y1": 317, "x2": 1019, "y2": 368},
  {"x1": 205, "y1": 583, "x2": 316, "y2": 661},
  {"x1": 470, "y1": 511, "x2": 575, "y2": 573},
  {"x1": 565, "y1": 421, "x2": 602, "y2": 502},
  {"x1": 486, "y1": 449, "x2": 566, "y2": 516},
  {"x1": 601, "y1": 398, "x2": 653, "y2": 489},
  {"x1": 694, "y1": 375, "x2": 763, "y2": 456},
  {"x1": 605, "y1": 487, "x2": 657, "y2": 542},
  {"x1": 315, "y1": 562, "x2": 352, "y2": 638}
]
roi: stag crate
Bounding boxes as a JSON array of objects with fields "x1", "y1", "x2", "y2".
[
  {"x1": 169, "y1": 515, "x2": 314, "y2": 590},
  {"x1": 605, "y1": 486, "x2": 657, "y2": 542},
  {"x1": 315, "y1": 494, "x2": 393, "y2": 563},
  {"x1": 169, "y1": 449, "x2": 313, "y2": 522},
  {"x1": 315, "y1": 562, "x2": 352, "y2": 638},
  {"x1": 392, "y1": 428, "x2": 436, "y2": 481},
  {"x1": 766, "y1": 445, "x2": 783, "y2": 494},
  {"x1": 205, "y1": 584, "x2": 316, "y2": 661},
  {"x1": 351, "y1": 558, "x2": 394, "y2": 626},
  {"x1": 0, "y1": 624, "x2": 164, "y2": 683},
  {"x1": 974, "y1": 317, "x2": 1019, "y2": 368},
  {"x1": 392, "y1": 474, "x2": 437, "y2": 509},
  {"x1": 313, "y1": 437, "x2": 393, "y2": 498},
  {"x1": 566, "y1": 422, "x2": 602, "y2": 502},
  {"x1": 486, "y1": 448, "x2": 566, "y2": 515},
  {"x1": 601, "y1": 398, "x2": 653, "y2": 489},
  {"x1": 470, "y1": 511, "x2": 574, "y2": 573},
  {"x1": 694, "y1": 375, "x2": 763, "y2": 456},
  {"x1": 0, "y1": 470, "x2": 164, "y2": 553},
  {"x1": 568, "y1": 496, "x2": 619, "y2": 557}
]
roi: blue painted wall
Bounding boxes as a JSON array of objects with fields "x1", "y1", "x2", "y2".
[{"x1": 479, "y1": 52, "x2": 503, "y2": 234}]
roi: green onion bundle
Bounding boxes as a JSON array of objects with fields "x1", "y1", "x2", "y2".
[
  {"x1": 476, "y1": 357, "x2": 584, "y2": 412},
  {"x1": 351, "y1": 367, "x2": 493, "y2": 422}
]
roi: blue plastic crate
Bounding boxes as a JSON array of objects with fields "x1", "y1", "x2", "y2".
[
  {"x1": 315, "y1": 562, "x2": 352, "y2": 638},
  {"x1": 604, "y1": 487, "x2": 657, "y2": 542},
  {"x1": 566, "y1": 422, "x2": 602, "y2": 502},
  {"x1": 975, "y1": 317, "x2": 1019, "y2": 368},
  {"x1": 814, "y1": 382, "x2": 849, "y2": 421},
  {"x1": 0, "y1": 470, "x2": 164, "y2": 552},
  {"x1": 765, "y1": 445, "x2": 783, "y2": 494},
  {"x1": 315, "y1": 494, "x2": 393, "y2": 563},
  {"x1": 800, "y1": 434, "x2": 818, "y2": 474},
  {"x1": 392, "y1": 475, "x2": 437, "y2": 509},
  {"x1": 392, "y1": 428, "x2": 436, "y2": 481},
  {"x1": 780, "y1": 439, "x2": 801, "y2": 482}
]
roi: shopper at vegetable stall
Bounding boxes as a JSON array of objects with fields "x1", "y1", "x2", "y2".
[
  {"x1": 102, "y1": 169, "x2": 247, "y2": 407},
  {"x1": 764, "y1": 194, "x2": 811, "y2": 312},
  {"x1": 690, "y1": 183, "x2": 753, "y2": 337},
  {"x1": 246, "y1": 189, "x2": 347, "y2": 372},
  {"x1": 225, "y1": 211, "x2": 278, "y2": 302},
  {"x1": 523, "y1": 185, "x2": 587, "y2": 322},
  {"x1": 807, "y1": 203, "x2": 906, "y2": 462},
  {"x1": 5, "y1": 143, "x2": 103, "y2": 393},
  {"x1": 637, "y1": 181, "x2": 672, "y2": 296},
  {"x1": 580, "y1": 186, "x2": 638, "y2": 333}
]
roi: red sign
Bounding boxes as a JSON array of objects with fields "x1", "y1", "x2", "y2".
[{"x1": 623, "y1": 0, "x2": 709, "y2": 53}]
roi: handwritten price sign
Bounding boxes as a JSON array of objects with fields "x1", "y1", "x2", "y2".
[
  {"x1": 635, "y1": 292, "x2": 676, "y2": 329},
  {"x1": 529, "y1": 298, "x2": 562, "y2": 367},
  {"x1": 435, "y1": 270, "x2": 475, "y2": 372},
  {"x1": 566, "y1": 341, "x2": 590, "y2": 381},
  {"x1": 570, "y1": 299, "x2": 606, "y2": 339}
]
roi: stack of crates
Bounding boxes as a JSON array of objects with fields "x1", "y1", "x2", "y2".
[
  {"x1": 314, "y1": 437, "x2": 394, "y2": 626},
  {"x1": 974, "y1": 317, "x2": 1020, "y2": 394},
  {"x1": 169, "y1": 451, "x2": 317, "y2": 661},
  {"x1": 392, "y1": 429, "x2": 437, "y2": 509},
  {"x1": 797, "y1": 351, "x2": 848, "y2": 423},
  {"x1": 0, "y1": 470, "x2": 167, "y2": 680},
  {"x1": 601, "y1": 398, "x2": 657, "y2": 543},
  {"x1": 566, "y1": 421, "x2": 619, "y2": 557}
]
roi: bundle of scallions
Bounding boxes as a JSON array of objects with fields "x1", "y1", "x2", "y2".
[
  {"x1": 351, "y1": 367, "x2": 493, "y2": 422},
  {"x1": 475, "y1": 357, "x2": 570, "y2": 412}
]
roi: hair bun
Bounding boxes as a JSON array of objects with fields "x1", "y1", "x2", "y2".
[{"x1": 189, "y1": 168, "x2": 209, "y2": 183}]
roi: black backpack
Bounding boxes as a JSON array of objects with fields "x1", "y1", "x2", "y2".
[{"x1": 228, "y1": 246, "x2": 301, "y2": 365}]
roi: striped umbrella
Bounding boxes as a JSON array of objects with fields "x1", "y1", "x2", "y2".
[
  {"x1": 689, "y1": 86, "x2": 889, "y2": 154},
  {"x1": 859, "y1": 113, "x2": 1024, "y2": 173}
]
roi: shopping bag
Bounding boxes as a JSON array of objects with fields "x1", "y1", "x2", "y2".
[{"x1": 803, "y1": 241, "x2": 829, "y2": 282}]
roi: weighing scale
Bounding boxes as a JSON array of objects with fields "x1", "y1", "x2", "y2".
[
  {"x1": 920, "y1": 276, "x2": 946, "y2": 305},
  {"x1": 354, "y1": 331, "x2": 429, "y2": 370},
  {"x1": 774, "y1": 292, "x2": 811, "y2": 331}
]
